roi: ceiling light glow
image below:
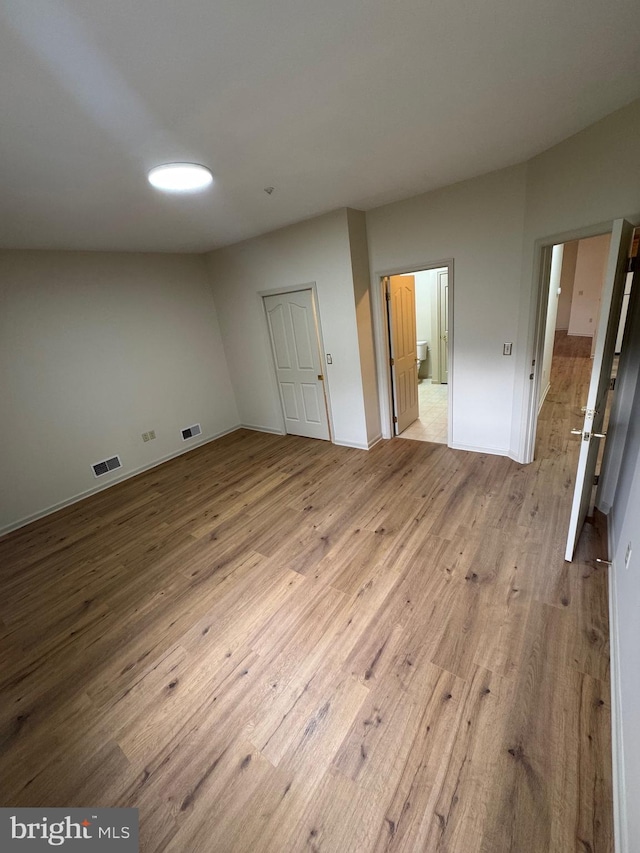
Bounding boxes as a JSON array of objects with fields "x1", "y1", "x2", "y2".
[{"x1": 148, "y1": 163, "x2": 213, "y2": 192}]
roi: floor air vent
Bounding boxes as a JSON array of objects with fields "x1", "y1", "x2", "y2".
[
  {"x1": 181, "y1": 423, "x2": 202, "y2": 441},
  {"x1": 92, "y1": 455, "x2": 122, "y2": 477}
]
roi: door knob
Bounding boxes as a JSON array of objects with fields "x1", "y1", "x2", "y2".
[{"x1": 570, "y1": 429, "x2": 583, "y2": 435}]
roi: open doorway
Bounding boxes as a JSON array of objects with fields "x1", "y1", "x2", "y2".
[
  {"x1": 382, "y1": 264, "x2": 452, "y2": 444},
  {"x1": 531, "y1": 221, "x2": 636, "y2": 560},
  {"x1": 535, "y1": 233, "x2": 612, "y2": 455}
]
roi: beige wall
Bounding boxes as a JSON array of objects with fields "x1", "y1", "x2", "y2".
[
  {"x1": 206, "y1": 209, "x2": 373, "y2": 449},
  {"x1": 0, "y1": 251, "x2": 239, "y2": 533},
  {"x1": 568, "y1": 233, "x2": 611, "y2": 337}
]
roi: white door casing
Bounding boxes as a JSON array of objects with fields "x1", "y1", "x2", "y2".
[
  {"x1": 438, "y1": 269, "x2": 449, "y2": 383},
  {"x1": 388, "y1": 274, "x2": 419, "y2": 434},
  {"x1": 263, "y1": 289, "x2": 330, "y2": 441},
  {"x1": 564, "y1": 219, "x2": 633, "y2": 561}
]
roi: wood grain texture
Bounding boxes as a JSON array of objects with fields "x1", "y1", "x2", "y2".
[{"x1": 0, "y1": 334, "x2": 612, "y2": 852}]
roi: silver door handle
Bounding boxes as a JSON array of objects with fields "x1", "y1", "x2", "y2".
[{"x1": 570, "y1": 429, "x2": 606, "y2": 440}]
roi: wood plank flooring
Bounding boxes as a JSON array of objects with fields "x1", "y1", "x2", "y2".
[{"x1": 0, "y1": 336, "x2": 612, "y2": 852}]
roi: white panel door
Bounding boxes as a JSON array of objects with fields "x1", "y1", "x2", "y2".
[
  {"x1": 565, "y1": 219, "x2": 633, "y2": 561},
  {"x1": 389, "y1": 275, "x2": 419, "y2": 434},
  {"x1": 263, "y1": 289, "x2": 330, "y2": 441}
]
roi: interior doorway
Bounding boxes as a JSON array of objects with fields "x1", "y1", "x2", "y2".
[
  {"x1": 531, "y1": 222, "x2": 636, "y2": 560},
  {"x1": 383, "y1": 264, "x2": 452, "y2": 444}
]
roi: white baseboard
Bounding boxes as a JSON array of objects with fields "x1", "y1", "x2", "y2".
[
  {"x1": 333, "y1": 438, "x2": 371, "y2": 451},
  {"x1": 608, "y1": 521, "x2": 627, "y2": 853},
  {"x1": 449, "y1": 442, "x2": 509, "y2": 458},
  {"x1": 240, "y1": 423, "x2": 286, "y2": 435},
  {"x1": 0, "y1": 425, "x2": 241, "y2": 538},
  {"x1": 366, "y1": 434, "x2": 384, "y2": 449}
]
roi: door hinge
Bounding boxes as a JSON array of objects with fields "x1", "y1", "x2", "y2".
[
  {"x1": 385, "y1": 290, "x2": 391, "y2": 302},
  {"x1": 317, "y1": 374, "x2": 324, "y2": 381},
  {"x1": 529, "y1": 373, "x2": 534, "y2": 380},
  {"x1": 393, "y1": 416, "x2": 398, "y2": 423},
  {"x1": 390, "y1": 358, "x2": 395, "y2": 366},
  {"x1": 610, "y1": 377, "x2": 616, "y2": 391},
  {"x1": 594, "y1": 474, "x2": 599, "y2": 486}
]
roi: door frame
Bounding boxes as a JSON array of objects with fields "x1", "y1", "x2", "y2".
[
  {"x1": 523, "y1": 221, "x2": 616, "y2": 464},
  {"x1": 372, "y1": 259, "x2": 454, "y2": 442},
  {"x1": 436, "y1": 268, "x2": 449, "y2": 384},
  {"x1": 258, "y1": 282, "x2": 334, "y2": 442}
]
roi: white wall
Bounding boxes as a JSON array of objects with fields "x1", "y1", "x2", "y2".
[
  {"x1": 568, "y1": 233, "x2": 611, "y2": 337},
  {"x1": 538, "y1": 244, "x2": 563, "y2": 412},
  {"x1": 414, "y1": 270, "x2": 437, "y2": 378},
  {"x1": 206, "y1": 209, "x2": 373, "y2": 449},
  {"x1": 556, "y1": 240, "x2": 578, "y2": 330},
  {"x1": 0, "y1": 251, "x2": 239, "y2": 533},
  {"x1": 367, "y1": 163, "x2": 528, "y2": 455}
]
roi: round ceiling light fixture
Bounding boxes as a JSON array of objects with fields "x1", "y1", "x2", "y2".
[{"x1": 148, "y1": 162, "x2": 213, "y2": 192}]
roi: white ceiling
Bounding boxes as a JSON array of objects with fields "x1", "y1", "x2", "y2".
[{"x1": 1, "y1": 0, "x2": 639, "y2": 253}]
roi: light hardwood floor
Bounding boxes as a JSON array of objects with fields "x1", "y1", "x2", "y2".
[{"x1": 0, "y1": 335, "x2": 612, "y2": 852}]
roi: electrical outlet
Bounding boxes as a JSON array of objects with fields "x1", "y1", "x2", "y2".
[
  {"x1": 624, "y1": 542, "x2": 632, "y2": 570},
  {"x1": 503, "y1": 343, "x2": 512, "y2": 356},
  {"x1": 142, "y1": 432, "x2": 150, "y2": 442}
]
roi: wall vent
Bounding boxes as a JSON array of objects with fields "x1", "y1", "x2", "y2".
[
  {"x1": 181, "y1": 423, "x2": 202, "y2": 441},
  {"x1": 92, "y1": 455, "x2": 122, "y2": 478}
]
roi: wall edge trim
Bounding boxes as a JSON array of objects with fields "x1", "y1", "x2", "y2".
[
  {"x1": 333, "y1": 438, "x2": 371, "y2": 450},
  {"x1": 240, "y1": 423, "x2": 287, "y2": 435},
  {"x1": 450, "y1": 442, "x2": 509, "y2": 458}
]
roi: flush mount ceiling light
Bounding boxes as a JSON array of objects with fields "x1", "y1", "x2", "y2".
[{"x1": 147, "y1": 162, "x2": 213, "y2": 192}]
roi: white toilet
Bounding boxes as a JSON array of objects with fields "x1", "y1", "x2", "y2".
[{"x1": 417, "y1": 340, "x2": 428, "y2": 378}]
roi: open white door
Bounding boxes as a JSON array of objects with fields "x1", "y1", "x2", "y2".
[
  {"x1": 263, "y1": 289, "x2": 330, "y2": 441},
  {"x1": 564, "y1": 219, "x2": 633, "y2": 561},
  {"x1": 388, "y1": 274, "x2": 419, "y2": 434}
]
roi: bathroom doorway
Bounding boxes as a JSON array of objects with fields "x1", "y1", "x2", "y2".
[{"x1": 383, "y1": 263, "x2": 452, "y2": 444}]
